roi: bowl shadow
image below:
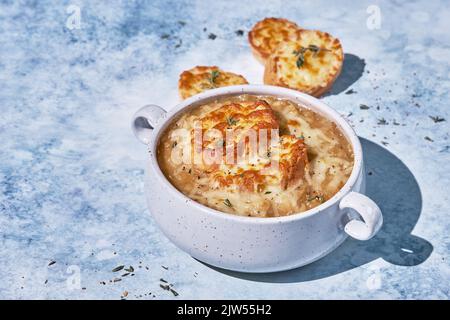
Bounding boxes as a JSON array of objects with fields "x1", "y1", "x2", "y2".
[{"x1": 204, "y1": 138, "x2": 433, "y2": 283}]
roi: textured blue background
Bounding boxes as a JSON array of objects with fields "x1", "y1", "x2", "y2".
[{"x1": 0, "y1": 0, "x2": 449, "y2": 299}]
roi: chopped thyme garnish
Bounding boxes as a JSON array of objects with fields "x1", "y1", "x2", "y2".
[
  {"x1": 265, "y1": 191, "x2": 272, "y2": 194},
  {"x1": 377, "y1": 118, "x2": 388, "y2": 125},
  {"x1": 112, "y1": 265, "x2": 124, "y2": 272},
  {"x1": 223, "y1": 199, "x2": 233, "y2": 207},
  {"x1": 307, "y1": 194, "x2": 324, "y2": 202},
  {"x1": 124, "y1": 266, "x2": 134, "y2": 273},
  {"x1": 159, "y1": 278, "x2": 179, "y2": 297},
  {"x1": 429, "y1": 115, "x2": 446, "y2": 123},
  {"x1": 226, "y1": 116, "x2": 238, "y2": 126},
  {"x1": 293, "y1": 45, "x2": 331, "y2": 68},
  {"x1": 160, "y1": 283, "x2": 170, "y2": 290},
  {"x1": 295, "y1": 51, "x2": 305, "y2": 68},
  {"x1": 208, "y1": 70, "x2": 220, "y2": 88}
]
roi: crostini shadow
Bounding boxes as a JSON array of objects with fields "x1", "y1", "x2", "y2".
[
  {"x1": 205, "y1": 138, "x2": 433, "y2": 283},
  {"x1": 324, "y1": 53, "x2": 365, "y2": 96}
]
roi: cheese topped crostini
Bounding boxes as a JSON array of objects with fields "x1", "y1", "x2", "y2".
[
  {"x1": 178, "y1": 66, "x2": 249, "y2": 99},
  {"x1": 263, "y1": 29, "x2": 343, "y2": 97},
  {"x1": 248, "y1": 18, "x2": 301, "y2": 64}
]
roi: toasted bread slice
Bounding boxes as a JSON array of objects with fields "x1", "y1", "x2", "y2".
[
  {"x1": 178, "y1": 66, "x2": 249, "y2": 99},
  {"x1": 276, "y1": 134, "x2": 308, "y2": 190},
  {"x1": 248, "y1": 18, "x2": 301, "y2": 64},
  {"x1": 195, "y1": 100, "x2": 279, "y2": 176},
  {"x1": 191, "y1": 100, "x2": 308, "y2": 192},
  {"x1": 211, "y1": 133, "x2": 308, "y2": 192},
  {"x1": 263, "y1": 30, "x2": 343, "y2": 97},
  {"x1": 199, "y1": 100, "x2": 279, "y2": 139}
]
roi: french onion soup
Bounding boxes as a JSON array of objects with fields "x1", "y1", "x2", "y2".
[{"x1": 157, "y1": 95, "x2": 354, "y2": 217}]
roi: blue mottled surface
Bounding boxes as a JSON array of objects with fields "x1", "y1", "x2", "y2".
[{"x1": 0, "y1": 0, "x2": 449, "y2": 299}]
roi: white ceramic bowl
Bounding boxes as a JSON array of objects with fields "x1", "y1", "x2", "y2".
[{"x1": 132, "y1": 85, "x2": 383, "y2": 273}]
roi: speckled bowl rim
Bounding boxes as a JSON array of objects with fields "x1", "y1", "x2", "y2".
[{"x1": 146, "y1": 85, "x2": 362, "y2": 224}]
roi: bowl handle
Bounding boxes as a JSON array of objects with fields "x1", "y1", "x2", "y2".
[
  {"x1": 132, "y1": 105, "x2": 167, "y2": 144},
  {"x1": 339, "y1": 191, "x2": 383, "y2": 240}
]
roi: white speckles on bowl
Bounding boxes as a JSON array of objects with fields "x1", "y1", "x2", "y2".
[{"x1": 134, "y1": 85, "x2": 383, "y2": 272}]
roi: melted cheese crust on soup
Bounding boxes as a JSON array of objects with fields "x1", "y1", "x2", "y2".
[{"x1": 157, "y1": 95, "x2": 354, "y2": 217}]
